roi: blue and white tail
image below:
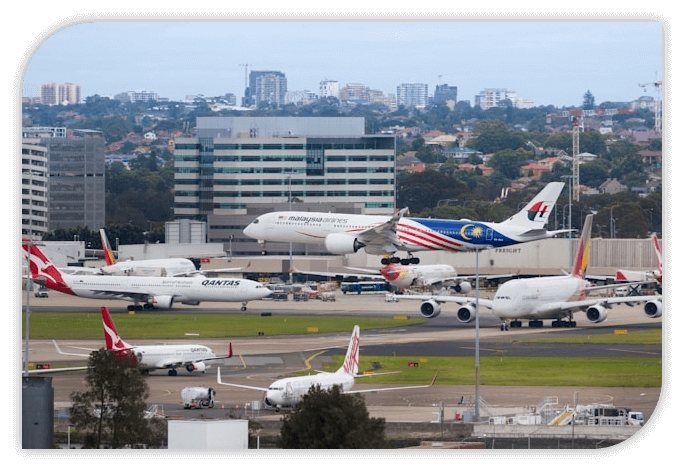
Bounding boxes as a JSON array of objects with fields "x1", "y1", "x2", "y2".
[
  {"x1": 337, "y1": 325, "x2": 360, "y2": 376},
  {"x1": 501, "y1": 182, "x2": 565, "y2": 229}
]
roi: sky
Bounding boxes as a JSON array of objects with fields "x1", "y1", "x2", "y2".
[{"x1": 20, "y1": 19, "x2": 664, "y2": 108}]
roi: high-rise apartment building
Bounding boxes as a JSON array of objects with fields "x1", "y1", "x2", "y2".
[
  {"x1": 243, "y1": 71, "x2": 287, "y2": 108},
  {"x1": 319, "y1": 80, "x2": 339, "y2": 99},
  {"x1": 114, "y1": 90, "x2": 162, "y2": 103},
  {"x1": 397, "y1": 83, "x2": 428, "y2": 108},
  {"x1": 474, "y1": 88, "x2": 532, "y2": 110},
  {"x1": 434, "y1": 84, "x2": 458, "y2": 105},
  {"x1": 39, "y1": 82, "x2": 82, "y2": 105},
  {"x1": 21, "y1": 140, "x2": 49, "y2": 240}
]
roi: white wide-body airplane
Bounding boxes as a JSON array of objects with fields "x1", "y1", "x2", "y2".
[
  {"x1": 244, "y1": 182, "x2": 568, "y2": 264},
  {"x1": 217, "y1": 325, "x2": 437, "y2": 412},
  {"x1": 53, "y1": 307, "x2": 233, "y2": 375},
  {"x1": 394, "y1": 215, "x2": 662, "y2": 330},
  {"x1": 22, "y1": 241, "x2": 271, "y2": 310}
]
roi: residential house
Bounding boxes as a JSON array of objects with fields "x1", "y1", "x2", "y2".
[
  {"x1": 598, "y1": 178, "x2": 627, "y2": 194},
  {"x1": 443, "y1": 146, "x2": 481, "y2": 163}
]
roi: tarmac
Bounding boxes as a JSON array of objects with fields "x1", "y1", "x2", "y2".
[{"x1": 20, "y1": 289, "x2": 665, "y2": 431}]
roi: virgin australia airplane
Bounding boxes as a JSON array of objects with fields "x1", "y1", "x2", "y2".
[
  {"x1": 244, "y1": 182, "x2": 567, "y2": 264},
  {"x1": 22, "y1": 241, "x2": 271, "y2": 311},
  {"x1": 216, "y1": 325, "x2": 437, "y2": 412},
  {"x1": 394, "y1": 214, "x2": 662, "y2": 330}
]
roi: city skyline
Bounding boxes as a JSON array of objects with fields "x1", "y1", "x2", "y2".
[{"x1": 21, "y1": 20, "x2": 663, "y2": 108}]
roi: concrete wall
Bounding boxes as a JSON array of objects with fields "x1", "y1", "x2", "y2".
[{"x1": 167, "y1": 420, "x2": 248, "y2": 449}]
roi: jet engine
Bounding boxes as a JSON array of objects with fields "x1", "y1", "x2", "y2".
[
  {"x1": 420, "y1": 299, "x2": 442, "y2": 318},
  {"x1": 453, "y1": 282, "x2": 472, "y2": 294},
  {"x1": 324, "y1": 233, "x2": 366, "y2": 255},
  {"x1": 150, "y1": 295, "x2": 174, "y2": 309},
  {"x1": 456, "y1": 304, "x2": 477, "y2": 323},
  {"x1": 586, "y1": 304, "x2": 608, "y2": 323},
  {"x1": 644, "y1": 300, "x2": 662, "y2": 318},
  {"x1": 186, "y1": 362, "x2": 206, "y2": 373}
]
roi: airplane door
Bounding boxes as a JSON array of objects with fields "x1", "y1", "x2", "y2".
[
  {"x1": 486, "y1": 228, "x2": 493, "y2": 241},
  {"x1": 285, "y1": 382, "x2": 294, "y2": 398}
]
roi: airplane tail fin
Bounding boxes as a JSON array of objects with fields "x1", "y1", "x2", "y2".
[
  {"x1": 101, "y1": 307, "x2": 132, "y2": 350},
  {"x1": 572, "y1": 214, "x2": 593, "y2": 279},
  {"x1": 653, "y1": 235, "x2": 662, "y2": 273},
  {"x1": 337, "y1": 325, "x2": 360, "y2": 376},
  {"x1": 99, "y1": 229, "x2": 116, "y2": 266},
  {"x1": 500, "y1": 182, "x2": 565, "y2": 229},
  {"x1": 21, "y1": 240, "x2": 71, "y2": 292}
]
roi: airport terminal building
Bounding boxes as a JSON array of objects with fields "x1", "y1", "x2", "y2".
[{"x1": 173, "y1": 117, "x2": 396, "y2": 256}]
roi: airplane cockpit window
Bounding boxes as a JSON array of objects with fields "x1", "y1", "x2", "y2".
[{"x1": 252, "y1": 218, "x2": 260, "y2": 224}]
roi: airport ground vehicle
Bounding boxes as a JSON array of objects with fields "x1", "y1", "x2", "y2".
[
  {"x1": 181, "y1": 387, "x2": 215, "y2": 409},
  {"x1": 34, "y1": 286, "x2": 49, "y2": 297},
  {"x1": 341, "y1": 281, "x2": 391, "y2": 294}
]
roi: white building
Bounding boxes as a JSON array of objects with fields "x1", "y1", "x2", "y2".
[
  {"x1": 397, "y1": 83, "x2": 428, "y2": 108},
  {"x1": 319, "y1": 79, "x2": 339, "y2": 99}
]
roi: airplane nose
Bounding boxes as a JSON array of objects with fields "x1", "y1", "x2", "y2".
[{"x1": 243, "y1": 224, "x2": 255, "y2": 238}]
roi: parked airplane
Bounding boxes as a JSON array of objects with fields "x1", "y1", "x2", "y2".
[
  {"x1": 394, "y1": 215, "x2": 662, "y2": 330},
  {"x1": 22, "y1": 241, "x2": 271, "y2": 311},
  {"x1": 53, "y1": 307, "x2": 233, "y2": 375},
  {"x1": 92, "y1": 229, "x2": 250, "y2": 277},
  {"x1": 615, "y1": 234, "x2": 663, "y2": 293},
  {"x1": 216, "y1": 325, "x2": 437, "y2": 412},
  {"x1": 244, "y1": 182, "x2": 568, "y2": 265},
  {"x1": 294, "y1": 263, "x2": 511, "y2": 294}
]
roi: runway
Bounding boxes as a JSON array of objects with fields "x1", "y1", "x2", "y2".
[{"x1": 19, "y1": 290, "x2": 664, "y2": 426}]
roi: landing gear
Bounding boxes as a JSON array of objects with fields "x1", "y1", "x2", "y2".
[
  {"x1": 528, "y1": 320, "x2": 544, "y2": 328},
  {"x1": 381, "y1": 255, "x2": 420, "y2": 265},
  {"x1": 551, "y1": 320, "x2": 577, "y2": 328},
  {"x1": 500, "y1": 322, "x2": 509, "y2": 331},
  {"x1": 509, "y1": 320, "x2": 523, "y2": 328},
  {"x1": 127, "y1": 304, "x2": 143, "y2": 311},
  {"x1": 241, "y1": 302, "x2": 247, "y2": 311},
  {"x1": 168, "y1": 369, "x2": 178, "y2": 376}
]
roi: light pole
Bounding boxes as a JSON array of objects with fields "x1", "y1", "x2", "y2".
[
  {"x1": 609, "y1": 205, "x2": 619, "y2": 239},
  {"x1": 561, "y1": 175, "x2": 573, "y2": 269},
  {"x1": 474, "y1": 248, "x2": 481, "y2": 422}
]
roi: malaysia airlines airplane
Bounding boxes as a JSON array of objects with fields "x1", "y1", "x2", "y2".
[
  {"x1": 395, "y1": 215, "x2": 662, "y2": 330},
  {"x1": 216, "y1": 325, "x2": 437, "y2": 412},
  {"x1": 244, "y1": 182, "x2": 568, "y2": 264},
  {"x1": 22, "y1": 241, "x2": 271, "y2": 311},
  {"x1": 53, "y1": 307, "x2": 233, "y2": 375}
]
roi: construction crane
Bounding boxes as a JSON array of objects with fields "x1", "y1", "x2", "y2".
[
  {"x1": 238, "y1": 63, "x2": 254, "y2": 91},
  {"x1": 639, "y1": 73, "x2": 662, "y2": 133}
]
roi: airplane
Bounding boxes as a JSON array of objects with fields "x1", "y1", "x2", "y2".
[
  {"x1": 293, "y1": 263, "x2": 512, "y2": 294},
  {"x1": 615, "y1": 234, "x2": 663, "y2": 294},
  {"x1": 216, "y1": 325, "x2": 437, "y2": 412},
  {"x1": 244, "y1": 181, "x2": 569, "y2": 265},
  {"x1": 393, "y1": 214, "x2": 662, "y2": 331},
  {"x1": 88, "y1": 229, "x2": 250, "y2": 277},
  {"x1": 52, "y1": 307, "x2": 234, "y2": 376},
  {"x1": 22, "y1": 240, "x2": 272, "y2": 311}
]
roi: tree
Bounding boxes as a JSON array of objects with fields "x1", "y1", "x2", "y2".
[
  {"x1": 582, "y1": 90, "x2": 595, "y2": 110},
  {"x1": 277, "y1": 385, "x2": 387, "y2": 449},
  {"x1": 70, "y1": 348, "x2": 166, "y2": 448}
]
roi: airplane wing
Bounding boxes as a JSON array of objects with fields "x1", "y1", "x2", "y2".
[
  {"x1": 216, "y1": 367, "x2": 269, "y2": 392},
  {"x1": 172, "y1": 263, "x2": 252, "y2": 277},
  {"x1": 393, "y1": 294, "x2": 495, "y2": 310},
  {"x1": 290, "y1": 267, "x2": 384, "y2": 281},
  {"x1": 553, "y1": 294, "x2": 661, "y2": 312},
  {"x1": 27, "y1": 366, "x2": 90, "y2": 374},
  {"x1": 353, "y1": 208, "x2": 408, "y2": 252},
  {"x1": 52, "y1": 339, "x2": 94, "y2": 357},
  {"x1": 346, "y1": 373, "x2": 438, "y2": 394}
]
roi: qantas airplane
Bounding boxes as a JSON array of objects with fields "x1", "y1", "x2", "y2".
[
  {"x1": 53, "y1": 307, "x2": 233, "y2": 375},
  {"x1": 244, "y1": 182, "x2": 568, "y2": 265},
  {"x1": 22, "y1": 241, "x2": 271, "y2": 311},
  {"x1": 395, "y1": 215, "x2": 662, "y2": 330},
  {"x1": 216, "y1": 325, "x2": 437, "y2": 412}
]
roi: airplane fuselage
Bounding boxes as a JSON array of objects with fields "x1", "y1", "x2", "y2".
[
  {"x1": 244, "y1": 211, "x2": 546, "y2": 254},
  {"x1": 491, "y1": 275, "x2": 589, "y2": 320},
  {"x1": 42, "y1": 273, "x2": 271, "y2": 305},
  {"x1": 380, "y1": 263, "x2": 457, "y2": 289},
  {"x1": 100, "y1": 258, "x2": 197, "y2": 276},
  {"x1": 131, "y1": 344, "x2": 216, "y2": 370},
  {"x1": 264, "y1": 371, "x2": 355, "y2": 409}
]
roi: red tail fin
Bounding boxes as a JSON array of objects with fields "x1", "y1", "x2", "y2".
[
  {"x1": 101, "y1": 307, "x2": 130, "y2": 350},
  {"x1": 22, "y1": 240, "x2": 74, "y2": 294},
  {"x1": 229, "y1": 342, "x2": 233, "y2": 358}
]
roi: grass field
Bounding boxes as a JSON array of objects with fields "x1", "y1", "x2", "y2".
[
  {"x1": 22, "y1": 312, "x2": 662, "y2": 388},
  {"x1": 21, "y1": 312, "x2": 426, "y2": 339}
]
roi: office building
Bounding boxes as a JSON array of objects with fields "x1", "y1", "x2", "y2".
[
  {"x1": 434, "y1": 84, "x2": 458, "y2": 105},
  {"x1": 173, "y1": 117, "x2": 396, "y2": 255},
  {"x1": 28, "y1": 129, "x2": 106, "y2": 231}
]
